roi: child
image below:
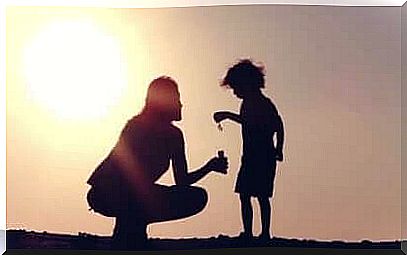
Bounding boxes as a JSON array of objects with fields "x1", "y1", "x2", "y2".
[{"x1": 213, "y1": 59, "x2": 284, "y2": 241}]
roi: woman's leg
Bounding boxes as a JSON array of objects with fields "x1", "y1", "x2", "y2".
[
  {"x1": 112, "y1": 214, "x2": 147, "y2": 250},
  {"x1": 145, "y1": 185, "x2": 208, "y2": 224},
  {"x1": 239, "y1": 194, "x2": 253, "y2": 238},
  {"x1": 257, "y1": 196, "x2": 271, "y2": 240},
  {"x1": 110, "y1": 188, "x2": 149, "y2": 250},
  {"x1": 111, "y1": 184, "x2": 208, "y2": 249}
]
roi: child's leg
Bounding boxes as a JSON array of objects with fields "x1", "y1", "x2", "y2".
[
  {"x1": 257, "y1": 196, "x2": 271, "y2": 239},
  {"x1": 239, "y1": 194, "x2": 253, "y2": 237}
]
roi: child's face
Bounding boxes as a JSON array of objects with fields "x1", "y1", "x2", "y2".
[{"x1": 232, "y1": 86, "x2": 246, "y2": 99}]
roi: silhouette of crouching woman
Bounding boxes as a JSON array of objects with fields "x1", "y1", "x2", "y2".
[{"x1": 86, "y1": 76, "x2": 228, "y2": 250}]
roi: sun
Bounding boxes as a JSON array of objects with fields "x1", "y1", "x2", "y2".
[{"x1": 22, "y1": 20, "x2": 127, "y2": 120}]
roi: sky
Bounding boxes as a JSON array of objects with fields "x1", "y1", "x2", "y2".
[{"x1": 6, "y1": 5, "x2": 402, "y2": 241}]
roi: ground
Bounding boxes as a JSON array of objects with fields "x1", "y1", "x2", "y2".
[{"x1": 5, "y1": 229, "x2": 402, "y2": 252}]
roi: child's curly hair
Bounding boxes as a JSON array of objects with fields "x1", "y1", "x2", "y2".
[{"x1": 221, "y1": 59, "x2": 266, "y2": 90}]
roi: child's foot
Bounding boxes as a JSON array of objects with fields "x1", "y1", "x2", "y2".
[
  {"x1": 237, "y1": 231, "x2": 255, "y2": 246},
  {"x1": 257, "y1": 232, "x2": 271, "y2": 245},
  {"x1": 238, "y1": 231, "x2": 253, "y2": 239}
]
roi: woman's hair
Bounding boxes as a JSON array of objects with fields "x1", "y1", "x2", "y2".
[
  {"x1": 142, "y1": 76, "x2": 179, "y2": 113},
  {"x1": 221, "y1": 59, "x2": 266, "y2": 90}
]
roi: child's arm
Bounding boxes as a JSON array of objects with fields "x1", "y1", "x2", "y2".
[
  {"x1": 213, "y1": 111, "x2": 242, "y2": 124},
  {"x1": 275, "y1": 115, "x2": 285, "y2": 162}
]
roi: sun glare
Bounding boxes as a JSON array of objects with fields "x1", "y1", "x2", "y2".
[{"x1": 22, "y1": 20, "x2": 127, "y2": 120}]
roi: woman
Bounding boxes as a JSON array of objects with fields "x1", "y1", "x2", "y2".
[{"x1": 86, "y1": 76, "x2": 228, "y2": 250}]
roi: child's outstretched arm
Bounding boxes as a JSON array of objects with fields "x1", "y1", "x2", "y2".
[
  {"x1": 275, "y1": 115, "x2": 285, "y2": 162},
  {"x1": 213, "y1": 111, "x2": 242, "y2": 124}
]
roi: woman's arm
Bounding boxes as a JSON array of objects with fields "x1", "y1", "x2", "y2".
[
  {"x1": 171, "y1": 143, "x2": 210, "y2": 186},
  {"x1": 171, "y1": 131, "x2": 228, "y2": 185}
]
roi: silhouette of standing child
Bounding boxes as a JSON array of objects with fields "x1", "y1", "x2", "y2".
[{"x1": 213, "y1": 59, "x2": 284, "y2": 241}]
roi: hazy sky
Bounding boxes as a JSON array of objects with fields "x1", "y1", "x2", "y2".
[{"x1": 6, "y1": 5, "x2": 402, "y2": 241}]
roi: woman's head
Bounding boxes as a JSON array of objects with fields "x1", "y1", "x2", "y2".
[
  {"x1": 221, "y1": 59, "x2": 265, "y2": 99},
  {"x1": 143, "y1": 76, "x2": 182, "y2": 121}
]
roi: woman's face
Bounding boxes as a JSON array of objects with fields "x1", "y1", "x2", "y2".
[
  {"x1": 159, "y1": 90, "x2": 182, "y2": 122},
  {"x1": 146, "y1": 79, "x2": 183, "y2": 122},
  {"x1": 171, "y1": 91, "x2": 183, "y2": 121}
]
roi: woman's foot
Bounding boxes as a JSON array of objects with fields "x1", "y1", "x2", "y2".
[
  {"x1": 127, "y1": 232, "x2": 148, "y2": 250},
  {"x1": 111, "y1": 232, "x2": 127, "y2": 250},
  {"x1": 111, "y1": 219, "x2": 148, "y2": 250},
  {"x1": 111, "y1": 231, "x2": 148, "y2": 250}
]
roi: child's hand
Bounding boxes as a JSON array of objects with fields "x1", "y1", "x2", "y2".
[
  {"x1": 276, "y1": 151, "x2": 284, "y2": 162},
  {"x1": 204, "y1": 156, "x2": 228, "y2": 174},
  {"x1": 213, "y1": 111, "x2": 230, "y2": 123}
]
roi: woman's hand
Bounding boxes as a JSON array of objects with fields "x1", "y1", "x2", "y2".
[
  {"x1": 204, "y1": 156, "x2": 228, "y2": 174},
  {"x1": 213, "y1": 111, "x2": 231, "y2": 123}
]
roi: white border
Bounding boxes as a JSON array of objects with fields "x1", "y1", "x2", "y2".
[
  {"x1": 0, "y1": 0, "x2": 6, "y2": 251},
  {"x1": 0, "y1": 0, "x2": 406, "y2": 7},
  {"x1": 0, "y1": 0, "x2": 405, "y2": 252}
]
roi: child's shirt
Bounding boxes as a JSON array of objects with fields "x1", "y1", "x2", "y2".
[{"x1": 240, "y1": 94, "x2": 280, "y2": 164}]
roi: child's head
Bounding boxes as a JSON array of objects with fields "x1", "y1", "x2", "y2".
[{"x1": 221, "y1": 59, "x2": 265, "y2": 99}]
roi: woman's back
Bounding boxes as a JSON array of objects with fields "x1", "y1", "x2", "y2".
[{"x1": 87, "y1": 115, "x2": 183, "y2": 187}]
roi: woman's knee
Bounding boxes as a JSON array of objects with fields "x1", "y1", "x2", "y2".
[
  {"x1": 183, "y1": 186, "x2": 208, "y2": 213},
  {"x1": 151, "y1": 185, "x2": 209, "y2": 222},
  {"x1": 87, "y1": 187, "x2": 119, "y2": 217},
  {"x1": 196, "y1": 187, "x2": 208, "y2": 208}
]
